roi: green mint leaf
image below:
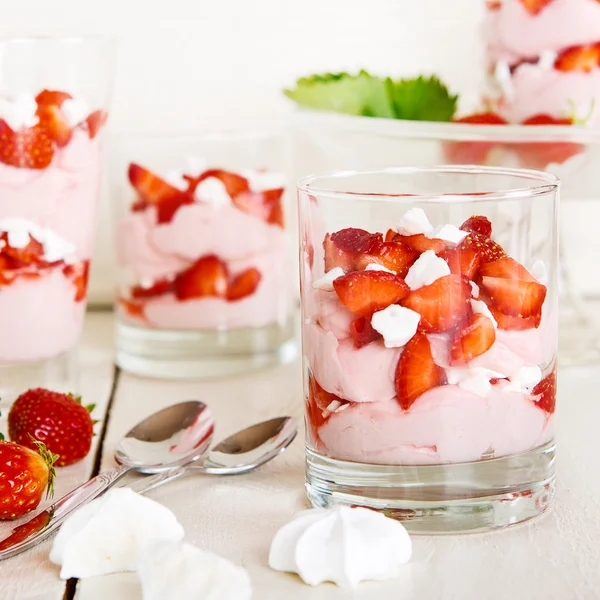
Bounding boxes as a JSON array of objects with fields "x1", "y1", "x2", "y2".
[
  {"x1": 386, "y1": 75, "x2": 458, "y2": 122},
  {"x1": 284, "y1": 70, "x2": 395, "y2": 118}
]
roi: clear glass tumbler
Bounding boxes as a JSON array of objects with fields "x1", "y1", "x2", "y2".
[
  {"x1": 0, "y1": 36, "x2": 115, "y2": 402},
  {"x1": 299, "y1": 166, "x2": 558, "y2": 534},
  {"x1": 112, "y1": 131, "x2": 297, "y2": 379}
]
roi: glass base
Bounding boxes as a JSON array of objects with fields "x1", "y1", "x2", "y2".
[
  {"x1": 0, "y1": 350, "x2": 79, "y2": 410},
  {"x1": 305, "y1": 442, "x2": 555, "y2": 534},
  {"x1": 115, "y1": 318, "x2": 298, "y2": 380}
]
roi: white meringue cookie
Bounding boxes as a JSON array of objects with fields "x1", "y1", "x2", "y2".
[
  {"x1": 138, "y1": 540, "x2": 252, "y2": 600},
  {"x1": 269, "y1": 506, "x2": 412, "y2": 589},
  {"x1": 50, "y1": 488, "x2": 184, "y2": 579}
]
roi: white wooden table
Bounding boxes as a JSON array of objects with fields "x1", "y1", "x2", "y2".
[{"x1": 1, "y1": 311, "x2": 599, "y2": 600}]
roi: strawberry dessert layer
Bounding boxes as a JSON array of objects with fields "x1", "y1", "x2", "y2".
[
  {"x1": 484, "y1": 0, "x2": 600, "y2": 125},
  {"x1": 117, "y1": 163, "x2": 290, "y2": 330},
  {"x1": 303, "y1": 209, "x2": 556, "y2": 466}
]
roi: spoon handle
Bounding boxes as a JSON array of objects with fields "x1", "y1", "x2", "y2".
[
  {"x1": 127, "y1": 466, "x2": 188, "y2": 495},
  {"x1": 0, "y1": 465, "x2": 130, "y2": 560}
]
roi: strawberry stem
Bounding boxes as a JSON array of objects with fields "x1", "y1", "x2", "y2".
[{"x1": 29, "y1": 437, "x2": 59, "y2": 499}]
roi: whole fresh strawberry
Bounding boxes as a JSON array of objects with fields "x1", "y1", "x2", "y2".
[
  {"x1": 0, "y1": 439, "x2": 57, "y2": 519},
  {"x1": 8, "y1": 388, "x2": 95, "y2": 467}
]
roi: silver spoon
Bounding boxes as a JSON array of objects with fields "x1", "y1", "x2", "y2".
[
  {"x1": 127, "y1": 415, "x2": 297, "y2": 496},
  {"x1": 0, "y1": 401, "x2": 214, "y2": 559}
]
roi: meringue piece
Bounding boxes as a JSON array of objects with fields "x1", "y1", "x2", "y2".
[
  {"x1": 538, "y1": 50, "x2": 558, "y2": 70},
  {"x1": 50, "y1": 488, "x2": 184, "y2": 579},
  {"x1": 138, "y1": 540, "x2": 252, "y2": 600},
  {"x1": 365, "y1": 263, "x2": 395, "y2": 274},
  {"x1": 445, "y1": 366, "x2": 507, "y2": 398},
  {"x1": 470, "y1": 281, "x2": 480, "y2": 298},
  {"x1": 371, "y1": 305, "x2": 421, "y2": 348},
  {"x1": 182, "y1": 156, "x2": 208, "y2": 177},
  {"x1": 0, "y1": 93, "x2": 38, "y2": 130},
  {"x1": 269, "y1": 507, "x2": 412, "y2": 589},
  {"x1": 61, "y1": 98, "x2": 90, "y2": 127},
  {"x1": 471, "y1": 299, "x2": 497, "y2": 329},
  {"x1": 494, "y1": 60, "x2": 514, "y2": 100},
  {"x1": 530, "y1": 260, "x2": 548, "y2": 284},
  {"x1": 425, "y1": 224, "x2": 467, "y2": 246},
  {"x1": 312, "y1": 267, "x2": 345, "y2": 291},
  {"x1": 242, "y1": 168, "x2": 285, "y2": 192},
  {"x1": 506, "y1": 365, "x2": 543, "y2": 393},
  {"x1": 405, "y1": 250, "x2": 451, "y2": 290},
  {"x1": 194, "y1": 177, "x2": 232, "y2": 207},
  {"x1": 395, "y1": 207, "x2": 433, "y2": 236}
]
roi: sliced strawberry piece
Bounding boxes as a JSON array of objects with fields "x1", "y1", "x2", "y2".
[
  {"x1": 35, "y1": 90, "x2": 73, "y2": 107},
  {"x1": 333, "y1": 271, "x2": 410, "y2": 317},
  {"x1": 63, "y1": 261, "x2": 90, "y2": 302},
  {"x1": 486, "y1": 0, "x2": 501, "y2": 9},
  {"x1": 486, "y1": 301, "x2": 541, "y2": 330},
  {"x1": 119, "y1": 297, "x2": 145, "y2": 320},
  {"x1": 85, "y1": 110, "x2": 108, "y2": 139},
  {"x1": 155, "y1": 193, "x2": 195, "y2": 224},
  {"x1": 385, "y1": 229, "x2": 397, "y2": 242},
  {"x1": 555, "y1": 43, "x2": 600, "y2": 72},
  {"x1": 324, "y1": 228, "x2": 383, "y2": 272},
  {"x1": 479, "y1": 256, "x2": 535, "y2": 281},
  {"x1": 227, "y1": 268, "x2": 261, "y2": 301},
  {"x1": 443, "y1": 113, "x2": 507, "y2": 164},
  {"x1": 349, "y1": 317, "x2": 382, "y2": 348},
  {"x1": 394, "y1": 233, "x2": 447, "y2": 254},
  {"x1": 128, "y1": 163, "x2": 181, "y2": 205},
  {"x1": 450, "y1": 313, "x2": 496, "y2": 365},
  {"x1": 519, "y1": 0, "x2": 554, "y2": 15},
  {"x1": 531, "y1": 370, "x2": 556, "y2": 414},
  {"x1": 131, "y1": 278, "x2": 174, "y2": 299},
  {"x1": 480, "y1": 276, "x2": 546, "y2": 318},
  {"x1": 395, "y1": 332, "x2": 446, "y2": 410},
  {"x1": 306, "y1": 375, "x2": 348, "y2": 443},
  {"x1": 460, "y1": 215, "x2": 492, "y2": 237},
  {"x1": 232, "y1": 188, "x2": 284, "y2": 228},
  {"x1": 439, "y1": 247, "x2": 481, "y2": 279},
  {"x1": 522, "y1": 114, "x2": 573, "y2": 126},
  {"x1": 355, "y1": 241, "x2": 418, "y2": 276},
  {"x1": 174, "y1": 255, "x2": 229, "y2": 300},
  {"x1": 460, "y1": 232, "x2": 506, "y2": 264},
  {"x1": 0, "y1": 232, "x2": 45, "y2": 266},
  {"x1": 401, "y1": 274, "x2": 472, "y2": 333},
  {"x1": 188, "y1": 169, "x2": 250, "y2": 197},
  {"x1": 37, "y1": 104, "x2": 72, "y2": 147},
  {"x1": 0, "y1": 120, "x2": 54, "y2": 169}
]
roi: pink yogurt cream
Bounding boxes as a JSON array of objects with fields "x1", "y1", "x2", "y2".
[{"x1": 118, "y1": 201, "x2": 290, "y2": 330}]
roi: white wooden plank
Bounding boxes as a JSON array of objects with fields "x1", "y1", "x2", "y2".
[
  {"x1": 75, "y1": 332, "x2": 600, "y2": 600},
  {"x1": 0, "y1": 312, "x2": 116, "y2": 600}
]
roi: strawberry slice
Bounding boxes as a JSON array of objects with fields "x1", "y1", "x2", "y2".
[
  {"x1": 394, "y1": 233, "x2": 447, "y2": 254},
  {"x1": 128, "y1": 163, "x2": 180, "y2": 205},
  {"x1": 35, "y1": 90, "x2": 73, "y2": 107},
  {"x1": 174, "y1": 255, "x2": 229, "y2": 300},
  {"x1": 460, "y1": 232, "x2": 506, "y2": 264},
  {"x1": 479, "y1": 256, "x2": 535, "y2": 281},
  {"x1": 324, "y1": 228, "x2": 383, "y2": 272},
  {"x1": 395, "y1": 332, "x2": 446, "y2": 410},
  {"x1": 531, "y1": 370, "x2": 556, "y2": 414},
  {"x1": 555, "y1": 43, "x2": 600, "y2": 72},
  {"x1": 401, "y1": 274, "x2": 472, "y2": 333},
  {"x1": 119, "y1": 297, "x2": 145, "y2": 320},
  {"x1": 439, "y1": 246, "x2": 481, "y2": 279},
  {"x1": 485, "y1": 301, "x2": 541, "y2": 330},
  {"x1": 231, "y1": 188, "x2": 285, "y2": 228},
  {"x1": 155, "y1": 194, "x2": 195, "y2": 224},
  {"x1": 450, "y1": 313, "x2": 496, "y2": 365},
  {"x1": 480, "y1": 276, "x2": 546, "y2": 318},
  {"x1": 306, "y1": 375, "x2": 348, "y2": 442},
  {"x1": 460, "y1": 215, "x2": 492, "y2": 238},
  {"x1": 355, "y1": 241, "x2": 418, "y2": 276},
  {"x1": 0, "y1": 120, "x2": 54, "y2": 169},
  {"x1": 188, "y1": 169, "x2": 250, "y2": 197},
  {"x1": 332, "y1": 271, "x2": 409, "y2": 317},
  {"x1": 63, "y1": 261, "x2": 90, "y2": 302},
  {"x1": 85, "y1": 110, "x2": 108, "y2": 139},
  {"x1": 349, "y1": 317, "x2": 382, "y2": 348},
  {"x1": 227, "y1": 268, "x2": 261, "y2": 301},
  {"x1": 37, "y1": 104, "x2": 72, "y2": 147},
  {"x1": 443, "y1": 113, "x2": 508, "y2": 164},
  {"x1": 519, "y1": 0, "x2": 554, "y2": 14},
  {"x1": 131, "y1": 278, "x2": 174, "y2": 299},
  {"x1": 385, "y1": 229, "x2": 397, "y2": 242},
  {"x1": 0, "y1": 233, "x2": 45, "y2": 266}
]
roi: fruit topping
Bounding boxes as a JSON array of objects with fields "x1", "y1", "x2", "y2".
[
  {"x1": 85, "y1": 110, "x2": 108, "y2": 139},
  {"x1": 349, "y1": 316, "x2": 382, "y2": 348},
  {"x1": 355, "y1": 240, "x2": 418, "y2": 275},
  {"x1": 332, "y1": 271, "x2": 410, "y2": 317},
  {"x1": 480, "y1": 276, "x2": 547, "y2": 318},
  {"x1": 460, "y1": 231, "x2": 506, "y2": 263},
  {"x1": 531, "y1": 370, "x2": 556, "y2": 414},
  {"x1": 485, "y1": 301, "x2": 541, "y2": 330},
  {"x1": 450, "y1": 313, "x2": 496, "y2": 365},
  {"x1": 66, "y1": 260, "x2": 90, "y2": 302},
  {"x1": 36, "y1": 104, "x2": 72, "y2": 147},
  {"x1": 227, "y1": 268, "x2": 262, "y2": 301},
  {"x1": 555, "y1": 43, "x2": 600, "y2": 73},
  {"x1": 9, "y1": 388, "x2": 95, "y2": 467},
  {"x1": 174, "y1": 255, "x2": 229, "y2": 300},
  {"x1": 187, "y1": 169, "x2": 250, "y2": 197},
  {"x1": 0, "y1": 232, "x2": 45, "y2": 266},
  {"x1": 401, "y1": 274, "x2": 471, "y2": 332},
  {"x1": 131, "y1": 278, "x2": 175, "y2": 299},
  {"x1": 35, "y1": 90, "x2": 73, "y2": 107},
  {"x1": 460, "y1": 215, "x2": 492, "y2": 238},
  {"x1": 394, "y1": 233, "x2": 447, "y2": 254},
  {"x1": 0, "y1": 120, "x2": 54, "y2": 169},
  {"x1": 479, "y1": 256, "x2": 536, "y2": 281},
  {"x1": 0, "y1": 439, "x2": 57, "y2": 519},
  {"x1": 439, "y1": 246, "x2": 481, "y2": 279},
  {"x1": 324, "y1": 228, "x2": 383, "y2": 272},
  {"x1": 232, "y1": 188, "x2": 285, "y2": 228},
  {"x1": 307, "y1": 375, "x2": 349, "y2": 441},
  {"x1": 395, "y1": 332, "x2": 446, "y2": 410},
  {"x1": 443, "y1": 113, "x2": 507, "y2": 164},
  {"x1": 518, "y1": 0, "x2": 554, "y2": 15}
]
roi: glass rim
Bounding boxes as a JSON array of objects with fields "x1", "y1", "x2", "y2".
[
  {"x1": 0, "y1": 34, "x2": 116, "y2": 46},
  {"x1": 297, "y1": 165, "x2": 559, "y2": 203},
  {"x1": 112, "y1": 128, "x2": 283, "y2": 142}
]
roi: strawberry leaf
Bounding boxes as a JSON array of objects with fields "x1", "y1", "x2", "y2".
[
  {"x1": 0, "y1": 433, "x2": 4, "y2": 441},
  {"x1": 85, "y1": 403, "x2": 96, "y2": 414}
]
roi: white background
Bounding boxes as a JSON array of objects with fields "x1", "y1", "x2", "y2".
[{"x1": 1, "y1": 0, "x2": 484, "y2": 303}]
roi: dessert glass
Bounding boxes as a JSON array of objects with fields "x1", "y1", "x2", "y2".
[
  {"x1": 299, "y1": 166, "x2": 558, "y2": 534},
  {"x1": 0, "y1": 36, "x2": 114, "y2": 402},
  {"x1": 112, "y1": 131, "x2": 297, "y2": 379}
]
